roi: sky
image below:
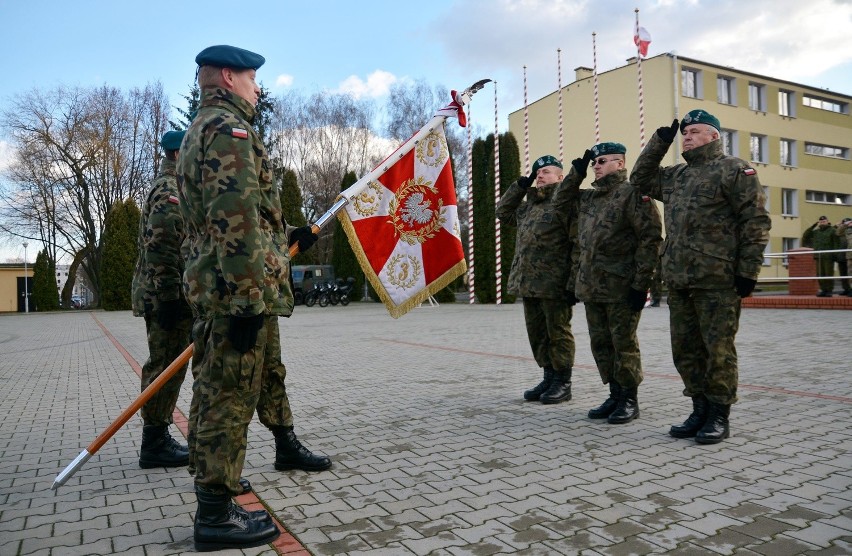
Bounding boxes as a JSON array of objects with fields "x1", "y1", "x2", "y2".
[{"x1": 0, "y1": 0, "x2": 850, "y2": 261}]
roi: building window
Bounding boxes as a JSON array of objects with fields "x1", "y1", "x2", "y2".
[
  {"x1": 780, "y1": 139, "x2": 796, "y2": 167},
  {"x1": 803, "y1": 94, "x2": 848, "y2": 114},
  {"x1": 763, "y1": 186, "x2": 770, "y2": 212},
  {"x1": 782, "y1": 188, "x2": 798, "y2": 216},
  {"x1": 750, "y1": 134, "x2": 768, "y2": 163},
  {"x1": 720, "y1": 129, "x2": 737, "y2": 156},
  {"x1": 681, "y1": 68, "x2": 701, "y2": 99},
  {"x1": 805, "y1": 142, "x2": 849, "y2": 159},
  {"x1": 763, "y1": 243, "x2": 771, "y2": 266},
  {"x1": 717, "y1": 76, "x2": 735, "y2": 105},
  {"x1": 779, "y1": 90, "x2": 796, "y2": 117},
  {"x1": 782, "y1": 237, "x2": 800, "y2": 267},
  {"x1": 805, "y1": 190, "x2": 852, "y2": 205},
  {"x1": 748, "y1": 82, "x2": 766, "y2": 111}
]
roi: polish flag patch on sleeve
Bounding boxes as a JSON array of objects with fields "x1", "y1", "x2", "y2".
[
  {"x1": 168, "y1": 195, "x2": 180, "y2": 204},
  {"x1": 641, "y1": 195, "x2": 652, "y2": 203},
  {"x1": 231, "y1": 128, "x2": 248, "y2": 139},
  {"x1": 742, "y1": 167, "x2": 756, "y2": 176}
]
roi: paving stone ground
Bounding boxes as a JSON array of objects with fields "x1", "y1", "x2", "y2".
[{"x1": 0, "y1": 301, "x2": 850, "y2": 555}]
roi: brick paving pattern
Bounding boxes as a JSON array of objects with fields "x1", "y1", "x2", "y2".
[{"x1": 1, "y1": 301, "x2": 850, "y2": 555}]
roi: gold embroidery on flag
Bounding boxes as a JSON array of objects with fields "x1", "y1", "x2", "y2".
[
  {"x1": 416, "y1": 130, "x2": 448, "y2": 167},
  {"x1": 388, "y1": 178, "x2": 446, "y2": 245},
  {"x1": 386, "y1": 254, "x2": 422, "y2": 290},
  {"x1": 352, "y1": 181, "x2": 383, "y2": 217}
]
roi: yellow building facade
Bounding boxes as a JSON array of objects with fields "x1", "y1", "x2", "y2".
[
  {"x1": 508, "y1": 53, "x2": 852, "y2": 280},
  {"x1": 0, "y1": 264, "x2": 32, "y2": 313}
]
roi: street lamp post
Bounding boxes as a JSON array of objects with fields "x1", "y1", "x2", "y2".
[{"x1": 22, "y1": 242, "x2": 29, "y2": 313}]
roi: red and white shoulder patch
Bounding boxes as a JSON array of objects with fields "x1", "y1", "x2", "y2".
[
  {"x1": 231, "y1": 128, "x2": 248, "y2": 139},
  {"x1": 168, "y1": 195, "x2": 180, "y2": 204},
  {"x1": 742, "y1": 167, "x2": 757, "y2": 176},
  {"x1": 641, "y1": 195, "x2": 652, "y2": 203}
]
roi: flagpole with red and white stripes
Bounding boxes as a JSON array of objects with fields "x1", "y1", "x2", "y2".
[
  {"x1": 557, "y1": 48, "x2": 564, "y2": 161},
  {"x1": 523, "y1": 66, "x2": 530, "y2": 174},
  {"x1": 467, "y1": 103, "x2": 475, "y2": 304},
  {"x1": 635, "y1": 8, "x2": 646, "y2": 147},
  {"x1": 593, "y1": 32, "x2": 600, "y2": 143},
  {"x1": 493, "y1": 81, "x2": 502, "y2": 305}
]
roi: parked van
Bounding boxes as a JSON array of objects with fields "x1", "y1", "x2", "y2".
[{"x1": 291, "y1": 265, "x2": 335, "y2": 303}]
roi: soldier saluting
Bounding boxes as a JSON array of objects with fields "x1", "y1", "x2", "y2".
[{"x1": 630, "y1": 109, "x2": 771, "y2": 444}]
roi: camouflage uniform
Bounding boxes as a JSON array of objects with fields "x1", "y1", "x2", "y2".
[
  {"x1": 566, "y1": 166, "x2": 662, "y2": 388},
  {"x1": 802, "y1": 222, "x2": 840, "y2": 294},
  {"x1": 496, "y1": 178, "x2": 576, "y2": 374},
  {"x1": 630, "y1": 133, "x2": 770, "y2": 405},
  {"x1": 131, "y1": 157, "x2": 193, "y2": 426},
  {"x1": 844, "y1": 224, "x2": 852, "y2": 268},
  {"x1": 836, "y1": 224, "x2": 851, "y2": 294},
  {"x1": 178, "y1": 87, "x2": 297, "y2": 495}
]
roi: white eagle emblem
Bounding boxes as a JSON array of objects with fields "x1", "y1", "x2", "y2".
[{"x1": 400, "y1": 192, "x2": 433, "y2": 225}]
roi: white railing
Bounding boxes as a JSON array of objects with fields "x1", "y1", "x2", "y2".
[{"x1": 759, "y1": 248, "x2": 851, "y2": 282}]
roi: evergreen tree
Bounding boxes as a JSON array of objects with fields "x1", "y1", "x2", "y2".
[
  {"x1": 279, "y1": 168, "x2": 314, "y2": 265},
  {"x1": 100, "y1": 199, "x2": 141, "y2": 310},
  {"x1": 253, "y1": 85, "x2": 275, "y2": 151},
  {"x1": 32, "y1": 249, "x2": 59, "y2": 311},
  {"x1": 497, "y1": 132, "x2": 521, "y2": 305},
  {"x1": 330, "y1": 171, "x2": 365, "y2": 302},
  {"x1": 170, "y1": 82, "x2": 200, "y2": 129}
]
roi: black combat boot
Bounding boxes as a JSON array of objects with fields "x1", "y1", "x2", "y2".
[
  {"x1": 139, "y1": 425, "x2": 189, "y2": 468},
  {"x1": 523, "y1": 367, "x2": 554, "y2": 401},
  {"x1": 193, "y1": 486, "x2": 279, "y2": 552},
  {"x1": 695, "y1": 403, "x2": 731, "y2": 444},
  {"x1": 669, "y1": 395, "x2": 708, "y2": 438},
  {"x1": 272, "y1": 426, "x2": 332, "y2": 471},
  {"x1": 607, "y1": 386, "x2": 639, "y2": 424},
  {"x1": 539, "y1": 368, "x2": 572, "y2": 404},
  {"x1": 588, "y1": 381, "x2": 621, "y2": 419}
]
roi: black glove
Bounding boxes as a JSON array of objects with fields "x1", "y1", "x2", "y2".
[
  {"x1": 517, "y1": 172, "x2": 535, "y2": 189},
  {"x1": 627, "y1": 288, "x2": 648, "y2": 312},
  {"x1": 227, "y1": 313, "x2": 265, "y2": 354},
  {"x1": 734, "y1": 276, "x2": 757, "y2": 298},
  {"x1": 571, "y1": 149, "x2": 594, "y2": 179},
  {"x1": 566, "y1": 291, "x2": 579, "y2": 307},
  {"x1": 656, "y1": 119, "x2": 679, "y2": 144},
  {"x1": 288, "y1": 226, "x2": 318, "y2": 253},
  {"x1": 156, "y1": 299, "x2": 183, "y2": 331}
]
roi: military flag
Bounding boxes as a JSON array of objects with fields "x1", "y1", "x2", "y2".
[
  {"x1": 337, "y1": 104, "x2": 466, "y2": 318},
  {"x1": 634, "y1": 26, "x2": 652, "y2": 58}
]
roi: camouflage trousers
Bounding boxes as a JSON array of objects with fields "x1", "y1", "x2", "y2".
[
  {"x1": 187, "y1": 315, "x2": 294, "y2": 495},
  {"x1": 140, "y1": 309, "x2": 192, "y2": 426},
  {"x1": 584, "y1": 302, "x2": 643, "y2": 388},
  {"x1": 815, "y1": 254, "x2": 835, "y2": 292},
  {"x1": 668, "y1": 288, "x2": 741, "y2": 405},
  {"x1": 522, "y1": 297, "x2": 575, "y2": 372}
]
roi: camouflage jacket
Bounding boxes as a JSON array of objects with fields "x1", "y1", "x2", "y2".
[
  {"x1": 802, "y1": 223, "x2": 839, "y2": 251},
  {"x1": 131, "y1": 158, "x2": 185, "y2": 317},
  {"x1": 568, "y1": 167, "x2": 662, "y2": 302},
  {"x1": 630, "y1": 134, "x2": 771, "y2": 289},
  {"x1": 177, "y1": 87, "x2": 295, "y2": 319},
  {"x1": 496, "y1": 178, "x2": 576, "y2": 299}
]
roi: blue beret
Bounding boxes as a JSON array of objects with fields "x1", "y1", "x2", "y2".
[
  {"x1": 531, "y1": 155, "x2": 563, "y2": 176},
  {"x1": 195, "y1": 45, "x2": 265, "y2": 70},
  {"x1": 680, "y1": 109, "x2": 721, "y2": 133},
  {"x1": 160, "y1": 130, "x2": 185, "y2": 151},
  {"x1": 590, "y1": 142, "x2": 626, "y2": 156}
]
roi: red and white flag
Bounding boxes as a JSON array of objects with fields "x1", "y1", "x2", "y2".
[
  {"x1": 337, "y1": 123, "x2": 466, "y2": 318},
  {"x1": 634, "y1": 26, "x2": 651, "y2": 58}
]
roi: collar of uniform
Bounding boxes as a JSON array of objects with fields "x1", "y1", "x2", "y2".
[
  {"x1": 591, "y1": 167, "x2": 627, "y2": 192},
  {"x1": 682, "y1": 139, "x2": 723, "y2": 166},
  {"x1": 158, "y1": 157, "x2": 177, "y2": 176},
  {"x1": 199, "y1": 87, "x2": 257, "y2": 123}
]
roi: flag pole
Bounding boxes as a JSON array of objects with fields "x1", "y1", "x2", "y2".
[
  {"x1": 493, "y1": 81, "x2": 502, "y2": 306},
  {"x1": 593, "y1": 32, "x2": 601, "y2": 143},
  {"x1": 557, "y1": 48, "x2": 564, "y2": 162},
  {"x1": 523, "y1": 66, "x2": 530, "y2": 174},
  {"x1": 467, "y1": 102, "x2": 476, "y2": 305},
  {"x1": 635, "y1": 8, "x2": 646, "y2": 148}
]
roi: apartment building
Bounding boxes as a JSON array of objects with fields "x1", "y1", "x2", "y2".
[{"x1": 508, "y1": 53, "x2": 852, "y2": 279}]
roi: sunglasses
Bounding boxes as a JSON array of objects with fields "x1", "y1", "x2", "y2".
[{"x1": 591, "y1": 157, "x2": 618, "y2": 166}]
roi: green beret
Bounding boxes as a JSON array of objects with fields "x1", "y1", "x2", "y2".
[
  {"x1": 680, "y1": 109, "x2": 720, "y2": 133},
  {"x1": 590, "y1": 142, "x2": 626, "y2": 157},
  {"x1": 531, "y1": 155, "x2": 563, "y2": 176},
  {"x1": 195, "y1": 45, "x2": 265, "y2": 70},
  {"x1": 160, "y1": 130, "x2": 185, "y2": 151}
]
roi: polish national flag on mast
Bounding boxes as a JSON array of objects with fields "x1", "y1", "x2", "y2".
[{"x1": 634, "y1": 26, "x2": 651, "y2": 58}]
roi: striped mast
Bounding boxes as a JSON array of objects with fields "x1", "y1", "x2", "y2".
[
  {"x1": 635, "y1": 8, "x2": 646, "y2": 147},
  {"x1": 467, "y1": 102, "x2": 475, "y2": 304},
  {"x1": 557, "y1": 48, "x2": 564, "y2": 161},
  {"x1": 593, "y1": 32, "x2": 601, "y2": 142},
  {"x1": 493, "y1": 81, "x2": 502, "y2": 305},
  {"x1": 523, "y1": 65, "x2": 530, "y2": 174}
]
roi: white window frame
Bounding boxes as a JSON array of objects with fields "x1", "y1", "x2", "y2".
[
  {"x1": 778, "y1": 89, "x2": 796, "y2": 117},
  {"x1": 803, "y1": 94, "x2": 848, "y2": 114},
  {"x1": 805, "y1": 190, "x2": 852, "y2": 205},
  {"x1": 780, "y1": 138, "x2": 797, "y2": 167},
  {"x1": 720, "y1": 129, "x2": 738, "y2": 157},
  {"x1": 781, "y1": 188, "x2": 798, "y2": 217},
  {"x1": 750, "y1": 134, "x2": 768, "y2": 164},
  {"x1": 748, "y1": 82, "x2": 767, "y2": 112},
  {"x1": 763, "y1": 186, "x2": 770, "y2": 213},
  {"x1": 717, "y1": 76, "x2": 736, "y2": 105},
  {"x1": 782, "y1": 237, "x2": 800, "y2": 267},
  {"x1": 681, "y1": 68, "x2": 702, "y2": 99},
  {"x1": 804, "y1": 142, "x2": 850, "y2": 160}
]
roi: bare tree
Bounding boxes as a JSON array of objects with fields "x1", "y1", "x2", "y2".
[{"x1": 0, "y1": 83, "x2": 169, "y2": 305}]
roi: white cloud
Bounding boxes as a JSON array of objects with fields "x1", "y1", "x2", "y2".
[
  {"x1": 335, "y1": 70, "x2": 398, "y2": 99},
  {"x1": 275, "y1": 74, "x2": 294, "y2": 88},
  {"x1": 0, "y1": 140, "x2": 14, "y2": 173}
]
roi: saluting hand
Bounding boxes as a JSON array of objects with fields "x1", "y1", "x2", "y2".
[
  {"x1": 571, "y1": 150, "x2": 594, "y2": 179},
  {"x1": 517, "y1": 170, "x2": 536, "y2": 189},
  {"x1": 656, "y1": 119, "x2": 680, "y2": 144}
]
